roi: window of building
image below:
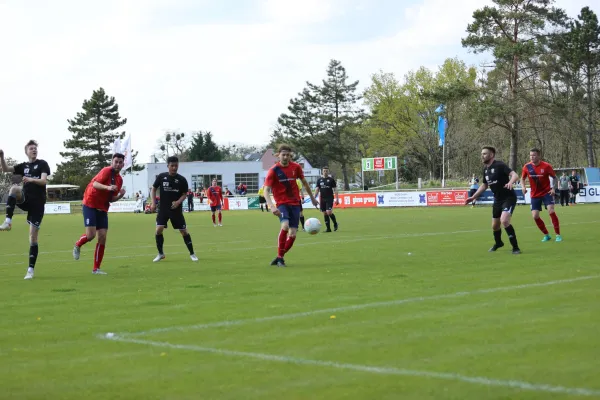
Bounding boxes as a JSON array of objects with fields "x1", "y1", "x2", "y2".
[
  {"x1": 191, "y1": 174, "x2": 222, "y2": 191},
  {"x1": 234, "y1": 173, "x2": 259, "y2": 193}
]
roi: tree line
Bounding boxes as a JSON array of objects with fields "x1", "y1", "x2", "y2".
[
  {"x1": 5, "y1": 0, "x2": 595, "y2": 193},
  {"x1": 273, "y1": 1, "x2": 600, "y2": 189}
]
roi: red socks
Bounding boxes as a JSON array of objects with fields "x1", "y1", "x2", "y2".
[
  {"x1": 284, "y1": 236, "x2": 296, "y2": 253},
  {"x1": 550, "y1": 212, "x2": 560, "y2": 234},
  {"x1": 218, "y1": 212, "x2": 222, "y2": 223},
  {"x1": 277, "y1": 230, "x2": 287, "y2": 258},
  {"x1": 93, "y1": 243, "x2": 105, "y2": 271},
  {"x1": 534, "y1": 217, "x2": 549, "y2": 235},
  {"x1": 212, "y1": 214, "x2": 216, "y2": 224},
  {"x1": 75, "y1": 234, "x2": 89, "y2": 248}
]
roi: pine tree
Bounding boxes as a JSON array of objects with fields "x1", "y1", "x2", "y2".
[
  {"x1": 60, "y1": 88, "x2": 127, "y2": 175},
  {"x1": 188, "y1": 131, "x2": 223, "y2": 161}
]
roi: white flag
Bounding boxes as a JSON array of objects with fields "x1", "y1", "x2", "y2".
[
  {"x1": 120, "y1": 135, "x2": 132, "y2": 170},
  {"x1": 111, "y1": 138, "x2": 121, "y2": 155}
]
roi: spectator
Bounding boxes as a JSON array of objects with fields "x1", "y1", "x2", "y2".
[
  {"x1": 224, "y1": 187, "x2": 234, "y2": 197},
  {"x1": 236, "y1": 183, "x2": 247, "y2": 195},
  {"x1": 569, "y1": 170, "x2": 580, "y2": 205},
  {"x1": 558, "y1": 171, "x2": 570, "y2": 206},
  {"x1": 468, "y1": 174, "x2": 480, "y2": 207},
  {"x1": 186, "y1": 189, "x2": 194, "y2": 212}
]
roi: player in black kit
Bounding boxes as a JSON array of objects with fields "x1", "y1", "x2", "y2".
[
  {"x1": 0, "y1": 140, "x2": 51, "y2": 279},
  {"x1": 465, "y1": 146, "x2": 521, "y2": 254},
  {"x1": 150, "y1": 156, "x2": 198, "y2": 262},
  {"x1": 314, "y1": 167, "x2": 340, "y2": 232}
]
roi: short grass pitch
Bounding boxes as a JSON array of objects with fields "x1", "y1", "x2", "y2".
[{"x1": 1, "y1": 205, "x2": 599, "y2": 399}]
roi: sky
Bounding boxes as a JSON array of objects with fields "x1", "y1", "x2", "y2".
[{"x1": 0, "y1": 0, "x2": 593, "y2": 173}]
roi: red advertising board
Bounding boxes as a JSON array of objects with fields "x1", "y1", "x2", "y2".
[
  {"x1": 426, "y1": 190, "x2": 468, "y2": 206},
  {"x1": 338, "y1": 193, "x2": 377, "y2": 208},
  {"x1": 373, "y1": 157, "x2": 385, "y2": 170}
]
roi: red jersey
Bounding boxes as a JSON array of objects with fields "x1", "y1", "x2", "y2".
[
  {"x1": 264, "y1": 161, "x2": 304, "y2": 205},
  {"x1": 206, "y1": 185, "x2": 223, "y2": 206},
  {"x1": 83, "y1": 167, "x2": 123, "y2": 212},
  {"x1": 522, "y1": 161, "x2": 555, "y2": 198}
]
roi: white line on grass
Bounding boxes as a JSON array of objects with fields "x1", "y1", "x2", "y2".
[
  {"x1": 101, "y1": 336, "x2": 600, "y2": 397},
  {"x1": 123, "y1": 275, "x2": 600, "y2": 336}
]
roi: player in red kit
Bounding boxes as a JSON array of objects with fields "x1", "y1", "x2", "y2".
[
  {"x1": 521, "y1": 148, "x2": 562, "y2": 242},
  {"x1": 264, "y1": 144, "x2": 318, "y2": 267},
  {"x1": 72, "y1": 153, "x2": 126, "y2": 274},
  {"x1": 206, "y1": 178, "x2": 224, "y2": 227}
]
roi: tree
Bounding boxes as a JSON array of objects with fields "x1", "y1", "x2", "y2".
[
  {"x1": 0, "y1": 157, "x2": 17, "y2": 202},
  {"x1": 462, "y1": 0, "x2": 567, "y2": 170},
  {"x1": 276, "y1": 87, "x2": 330, "y2": 168},
  {"x1": 156, "y1": 131, "x2": 190, "y2": 161},
  {"x1": 274, "y1": 60, "x2": 365, "y2": 189},
  {"x1": 220, "y1": 143, "x2": 266, "y2": 161},
  {"x1": 555, "y1": 7, "x2": 600, "y2": 166},
  {"x1": 54, "y1": 87, "x2": 142, "y2": 186},
  {"x1": 310, "y1": 60, "x2": 365, "y2": 188},
  {"x1": 188, "y1": 131, "x2": 223, "y2": 161}
]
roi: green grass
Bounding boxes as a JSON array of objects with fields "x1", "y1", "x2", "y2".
[{"x1": 1, "y1": 205, "x2": 599, "y2": 399}]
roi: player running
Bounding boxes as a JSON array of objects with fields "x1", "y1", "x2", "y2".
[
  {"x1": 0, "y1": 141, "x2": 51, "y2": 279},
  {"x1": 521, "y1": 148, "x2": 562, "y2": 242},
  {"x1": 264, "y1": 144, "x2": 318, "y2": 267},
  {"x1": 150, "y1": 156, "x2": 198, "y2": 262},
  {"x1": 206, "y1": 178, "x2": 224, "y2": 226},
  {"x1": 465, "y1": 146, "x2": 521, "y2": 254},
  {"x1": 314, "y1": 166, "x2": 340, "y2": 232},
  {"x1": 72, "y1": 153, "x2": 126, "y2": 274}
]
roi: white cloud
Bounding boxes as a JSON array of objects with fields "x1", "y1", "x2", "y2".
[{"x1": 0, "y1": 0, "x2": 591, "y2": 171}]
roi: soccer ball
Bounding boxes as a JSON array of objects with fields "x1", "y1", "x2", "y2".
[{"x1": 304, "y1": 218, "x2": 321, "y2": 235}]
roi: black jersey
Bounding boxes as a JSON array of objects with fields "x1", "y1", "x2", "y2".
[
  {"x1": 482, "y1": 160, "x2": 516, "y2": 200},
  {"x1": 153, "y1": 173, "x2": 189, "y2": 211},
  {"x1": 13, "y1": 159, "x2": 51, "y2": 203},
  {"x1": 315, "y1": 176, "x2": 336, "y2": 199}
]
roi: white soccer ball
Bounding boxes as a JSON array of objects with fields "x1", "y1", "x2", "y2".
[{"x1": 304, "y1": 218, "x2": 321, "y2": 235}]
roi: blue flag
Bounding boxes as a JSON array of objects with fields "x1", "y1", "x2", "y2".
[{"x1": 438, "y1": 116, "x2": 446, "y2": 146}]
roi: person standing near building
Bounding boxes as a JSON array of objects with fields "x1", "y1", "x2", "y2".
[
  {"x1": 468, "y1": 174, "x2": 479, "y2": 207},
  {"x1": 558, "y1": 171, "x2": 570, "y2": 207},
  {"x1": 569, "y1": 170, "x2": 580, "y2": 205}
]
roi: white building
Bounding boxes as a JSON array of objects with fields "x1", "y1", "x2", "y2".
[{"x1": 122, "y1": 149, "x2": 321, "y2": 197}]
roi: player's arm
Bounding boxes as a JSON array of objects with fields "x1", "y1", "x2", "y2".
[
  {"x1": 92, "y1": 169, "x2": 117, "y2": 191},
  {"x1": 507, "y1": 171, "x2": 519, "y2": 187},
  {"x1": 150, "y1": 181, "x2": 159, "y2": 211},
  {"x1": 0, "y1": 150, "x2": 15, "y2": 173},
  {"x1": 24, "y1": 172, "x2": 48, "y2": 186},
  {"x1": 466, "y1": 182, "x2": 488, "y2": 204},
  {"x1": 300, "y1": 177, "x2": 318, "y2": 207},
  {"x1": 219, "y1": 188, "x2": 224, "y2": 206},
  {"x1": 520, "y1": 171, "x2": 528, "y2": 194},
  {"x1": 549, "y1": 167, "x2": 558, "y2": 194},
  {"x1": 263, "y1": 185, "x2": 279, "y2": 216},
  {"x1": 111, "y1": 186, "x2": 126, "y2": 202}
]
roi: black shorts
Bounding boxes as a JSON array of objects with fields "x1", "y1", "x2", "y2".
[
  {"x1": 16, "y1": 195, "x2": 45, "y2": 229},
  {"x1": 320, "y1": 198, "x2": 334, "y2": 212},
  {"x1": 492, "y1": 197, "x2": 517, "y2": 219},
  {"x1": 156, "y1": 209, "x2": 187, "y2": 230},
  {"x1": 259, "y1": 196, "x2": 267, "y2": 204}
]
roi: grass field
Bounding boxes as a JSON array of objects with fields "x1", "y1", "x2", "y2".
[{"x1": 1, "y1": 204, "x2": 599, "y2": 400}]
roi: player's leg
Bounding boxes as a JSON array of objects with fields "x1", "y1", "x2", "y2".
[
  {"x1": 92, "y1": 211, "x2": 109, "y2": 274},
  {"x1": 24, "y1": 206, "x2": 44, "y2": 279},
  {"x1": 73, "y1": 205, "x2": 98, "y2": 260},
  {"x1": 320, "y1": 202, "x2": 331, "y2": 232},
  {"x1": 210, "y1": 206, "x2": 217, "y2": 226},
  {"x1": 271, "y1": 205, "x2": 290, "y2": 267},
  {"x1": 489, "y1": 201, "x2": 504, "y2": 251},
  {"x1": 282, "y1": 206, "x2": 301, "y2": 261},
  {"x1": 531, "y1": 198, "x2": 550, "y2": 241},
  {"x1": 174, "y1": 212, "x2": 197, "y2": 261},
  {"x1": 327, "y1": 200, "x2": 338, "y2": 231},
  {"x1": 217, "y1": 205, "x2": 223, "y2": 226},
  {"x1": 500, "y1": 199, "x2": 520, "y2": 253},
  {"x1": 546, "y1": 197, "x2": 561, "y2": 241},
  {"x1": 154, "y1": 211, "x2": 168, "y2": 262},
  {"x1": 299, "y1": 202, "x2": 305, "y2": 231},
  {"x1": 0, "y1": 185, "x2": 23, "y2": 230}
]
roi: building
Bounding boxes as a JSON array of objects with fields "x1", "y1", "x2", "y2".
[{"x1": 128, "y1": 149, "x2": 321, "y2": 197}]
